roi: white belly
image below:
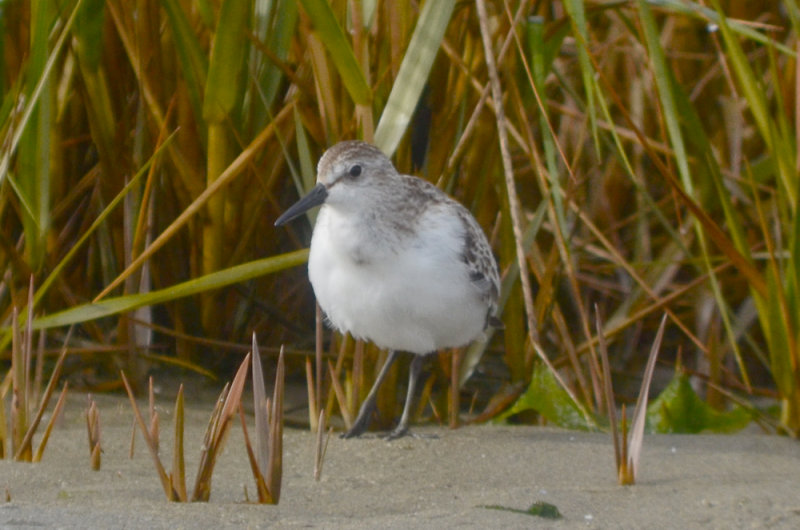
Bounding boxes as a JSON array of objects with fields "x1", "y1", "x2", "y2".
[{"x1": 308, "y1": 207, "x2": 487, "y2": 354}]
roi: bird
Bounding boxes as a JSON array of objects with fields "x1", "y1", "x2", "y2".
[{"x1": 275, "y1": 140, "x2": 500, "y2": 439}]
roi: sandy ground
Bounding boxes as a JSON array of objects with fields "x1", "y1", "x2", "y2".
[{"x1": 2, "y1": 391, "x2": 800, "y2": 529}]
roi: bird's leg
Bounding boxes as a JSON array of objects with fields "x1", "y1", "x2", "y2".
[
  {"x1": 341, "y1": 350, "x2": 400, "y2": 438},
  {"x1": 384, "y1": 352, "x2": 430, "y2": 440}
]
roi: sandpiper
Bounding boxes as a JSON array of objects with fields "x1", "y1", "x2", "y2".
[{"x1": 275, "y1": 140, "x2": 500, "y2": 439}]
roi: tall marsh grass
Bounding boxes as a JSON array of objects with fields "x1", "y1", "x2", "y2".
[{"x1": 0, "y1": 1, "x2": 798, "y2": 435}]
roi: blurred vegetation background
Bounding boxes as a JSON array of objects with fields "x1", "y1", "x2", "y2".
[{"x1": 1, "y1": 0, "x2": 799, "y2": 436}]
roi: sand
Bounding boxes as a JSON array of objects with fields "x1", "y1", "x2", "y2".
[{"x1": 2, "y1": 391, "x2": 799, "y2": 529}]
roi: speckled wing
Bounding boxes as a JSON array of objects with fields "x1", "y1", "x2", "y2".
[
  {"x1": 454, "y1": 205, "x2": 500, "y2": 326},
  {"x1": 397, "y1": 173, "x2": 501, "y2": 328}
]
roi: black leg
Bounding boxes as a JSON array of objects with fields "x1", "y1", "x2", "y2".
[
  {"x1": 341, "y1": 350, "x2": 400, "y2": 438},
  {"x1": 385, "y1": 352, "x2": 430, "y2": 440}
]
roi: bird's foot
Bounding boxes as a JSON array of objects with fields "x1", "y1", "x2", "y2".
[
  {"x1": 379, "y1": 426, "x2": 439, "y2": 441},
  {"x1": 340, "y1": 425, "x2": 367, "y2": 439},
  {"x1": 340, "y1": 415, "x2": 373, "y2": 439},
  {"x1": 340, "y1": 401, "x2": 377, "y2": 439},
  {"x1": 380, "y1": 426, "x2": 408, "y2": 441}
]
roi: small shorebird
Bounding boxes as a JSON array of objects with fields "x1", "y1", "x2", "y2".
[{"x1": 275, "y1": 140, "x2": 500, "y2": 439}]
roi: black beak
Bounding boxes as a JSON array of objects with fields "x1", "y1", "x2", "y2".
[{"x1": 274, "y1": 183, "x2": 328, "y2": 226}]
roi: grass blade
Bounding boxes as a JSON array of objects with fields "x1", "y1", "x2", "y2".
[
  {"x1": 86, "y1": 395, "x2": 101, "y2": 470},
  {"x1": 595, "y1": 307, "x2": 620, "y2": 472},
  {"x1": 33, "y1": 250, "x2": 308, "y2": 330},
  {"x1": 0, "y1": 0, "x2": 83, "y2": 189},
  {"x1": 313, "y1": 409, "x2": 326, "y2": 481},
  {"x1": 93, "y1": 102, "x2": 294, "y2": 301},
  {"x1": 192, "y1": 353, "x2": 251, "y2": 502},
  {"x1": 11, "y1": 308, "x2": 28, "y2": 459},
  {"x1": 297, "y1": 0, "x2": 371, "y2": 105},
  {"x1": 305, "y1": 355, "x2": 318, "y2": 433},
  {"x1": 239, "y1": 404, "x2": 271, "y2": 503},
  {"x1": 202, "y1": 0, "x2": 249, "y2": 122},
  {"x1": 148, "y1": 377, "x2": 159, "y2": 453},
  {"x1": 251, "y1": 333, "x2": 269, "y2": 475},
  {"x1": 171, "y1": 385, "x2": 187, "y2": 501},
  {"x1": 120, "y1": 371, "x2": 173, "y2": 500},
  {"x1": 31, "y1": 382, "x2": 68, "y2": 463},
  {"x1": 268, "y1": 347, "x2": 284, "y2": 503},
  {"x1": 623, "y1": 314, "x2": 667, "y2": 485},
  {"x1": 15, "y1": 326, "x2": 73, "y2": 460},
  {"x1": 161, "y1": 0, "x2": 208, "y2": 130},
  {"x1": 374, "y1": 0, "x2": 456, "y2": 155},
  {"x1": 328, "y1": 360, "x2": 352, "y2": 429}
]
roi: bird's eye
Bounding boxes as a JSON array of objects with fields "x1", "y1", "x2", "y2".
[{"x1": 349, "y1": 165, "x2": 362, "y2": 178}]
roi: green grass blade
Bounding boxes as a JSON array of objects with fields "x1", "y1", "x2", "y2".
[
  {"x1": 638, "y1": 0, "x2": 751, "y2": 385},
  {"x1": 161, "y1": 0, "x2": 208, "y2": 131},
  {"x1": 17, "y1": 0, "x2": 55, "y2": 270},
  {"x1": 638, "y1": 1, "x2": 690, "y2": 189},
  {"x1": 254, "y1": 0, "x2": 298, "y2": 115},
  {"x1": 95, "y1": 102, "x2": 294, "y2": 301},
  {"x1": 294, "y1": 107, "x2": 316, "y2": 193},
  {"x1": 562, "y1": 0, "x2": 599, "y2": 156},
  {"x1": 73, "y1": 0, "x2": 118, "y2": 185},
  {"x1": 298, "y1": 0, "x2": 371, "y2": 105},
  {"x1": 709, "y1": 0, "x2": 796, "y2": 209},
  {"x1": 202, "y1": 0, "x2": 251, "y2": 122},
  {"x1": 34, "y1": 133, "x2": 176, "y2": 307},
  {"x1": 32, "y1": 250, "x2": 308, "y2": 330},
  {"x1": 201, "y1": 0, "x2": 252, "y2": 313},
  {"x1": 0, "y1": 0, "x2": 83, "y2": 188},
  {"x1": 652, "y1": 0, "x2": 795, "y2": 55},
  {"x1": 73, "y1": 0, "x2": 106, "y2": 71},
  {"x1": 373, "y1": 0, "x2": 455, "y2": 155},
  {"x1": 764, "y1": 269, "x2": 795, "y2": 399}
]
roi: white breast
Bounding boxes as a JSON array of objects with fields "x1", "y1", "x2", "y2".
[{"x1": 308, "y1": 206, "x2": 488, "y2": 354}]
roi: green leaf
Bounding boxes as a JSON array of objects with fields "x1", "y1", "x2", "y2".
[
  {"x1": 31, "y1": 249, "x2": 309, "y2": 330},
  {"x1": 765, "y1": 269, "x2": 794, "y2": 399},
  {"x1": 638, "y1": 0, "x2": 690, "y2": 187},
  {"x1": 710, "y1": 0, "x2": 796, "y2": 209},
  {"x1": 294, "y1": 107, "x2": 316, "y2": 193},
  {"x1": 526, "y1": 16, "x2": 569, "y2": 93},
  {"x1": 649, "y1": 0, "x2": 793, "y2": 55},
  {"x1": 162, "y1": 0, "x2": 209, "y2": 131},
  {"x1": 73, "y1": 0, "x2": 105, "y2": 71},
  {"x1": 639, "y1": 0, "x2": 755, "y2": 388},
  {"x1": 17, "y1": 0, "x2": 58, "y2": 270},
  {"x1": 562, "y1": 0, "x2": 599, "y2": 155},
  {"x1": 482, "y1": 501, "x2": 562, "y2": 520},
  {"x1": 498, "y1": 363, "x2": 594, "y2": 431},
  {"x1": 298, "y1": 0, "x2": 371, "y2": 105},
  {"x1": 203, "y1": 0, "x2": 251, "y2": 122},
  {"x1": 646, "y1": 372, "x2": 751, "y2": 433},
  {"x1": 72, "y1": 0, "x2": 116, "y2": 184},
  {"x1": 254, "y1": 0, "x2": 298, "y2": 113},
  {"x1": 789, "y1": 197, "x2": 800, "y2": 333},
  {"x1": 374, "y1": 0, "x2": 455, "y2": 155}
]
